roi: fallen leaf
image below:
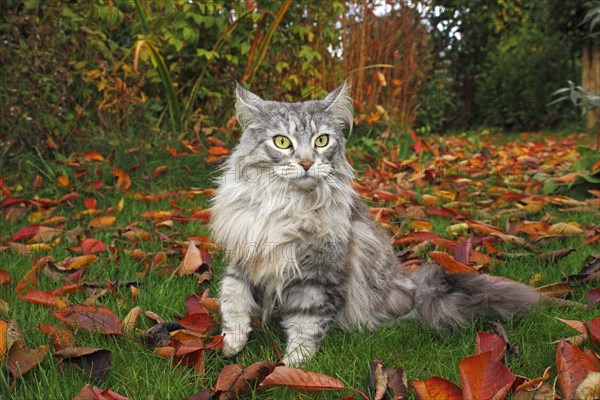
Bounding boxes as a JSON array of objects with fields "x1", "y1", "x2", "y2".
[
  {"x1": 589, "y1": 318, "x2": 600, "y2": 346},
  {"x1": 19, "y1": 289, "x2": 69, "y2": 308},
  {"x1": 122, "y1": 306, "x2": 141, "y2": 334},
  {"x1": 7, "y1": 339, "x2": 48, "y2": 382},
  {"x1": 179, "y1": 313, "x2": 215, "y2": 334},
  {"x1": 81, "y1": 238, "x2": 107, "y2": 255},
  {"x1": 141, "y1": 322, "x2": 182, "y2": 348},
  {"x1": 536, "y1": 282, "x2": 573, "y2": 298},
  {"x1": 111, "y1": 168, "x2": 131, "y2": 191},
  {"x1": 73, "y1": 384, "x2": 129, "y2": 400},
  {"x1": 459, "y1": 352, "x2": 515, "y2": 400},
  {"x1": 259, "y1": 366, "x2": 345, "y2": 392},
  {"x1": 589, "y1": 288, "x2": 600, "y2": 311},
  {"x1": 176, "y1": 240, "x2": 211, "y2": 277},
  {"x1": 475, "y1": 331, "x2": 507, "y2": 363},
  {"x1": 38, "y1": 324, "x2": 74, "y2": 350},
  {"x1": 15, "y1": 264, "x2": 39, "y2": 295},
  {"x1": 89, "y1": 215, "x2": 117, "y2": 229},
  {"x1": 547, "y1": 222, "x2": 584, "y2": 236},
  {"x1": 367, "y1": 360, "x2": 408, "y2": 400},
  {"x1": 0, "y1": 319, "x2": 8, "y2": 357},
  {"x1": 556, "y1": 340, "x2": 598, "y2": 399},
  {"x1": 54, "y1": 347, "x2": 112, "y2": 384},
  {"x1": 53, "y1": 304, "x2": 123, "y2": 335},
  {"x1": 576, "y1": 372, "x2": 600, "y2": 400},
  {"x1": 412, "y1": 376, "x2": 462, "y2": 400},
  {"x1": 429, "y1": 251, "x2": 477, "y2": 273},
  {"x1": 0, "y1": 268, "x2": 10, "y2": 286}
]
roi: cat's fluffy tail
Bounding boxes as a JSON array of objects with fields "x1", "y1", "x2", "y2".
[{"x1": 410, "y1": 264, "x2": 541, "y2": 329}]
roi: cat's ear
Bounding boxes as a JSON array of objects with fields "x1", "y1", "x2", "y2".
[
  {"x1": 235, "y1": 83, "x2": 264, "y2": 129},
  {"x1": 323, "y1": 80, "x2": 353, "y2": 134}
]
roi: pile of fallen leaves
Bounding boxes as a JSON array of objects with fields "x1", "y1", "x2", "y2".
[{"x1": 1, "y1": 131, "x2": 599, "y2": 399}]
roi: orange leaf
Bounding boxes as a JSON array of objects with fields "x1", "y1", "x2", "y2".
[
  {"x1": 556, "y1": 340, "x2": 597, "y2": 399},
  {"x1": 475, "y1": 332, "x2": 507, "y2": 363},
  {"x1": 110, "y1": 168, "x2": 131, "y2": 191},
  {"x1": 15, "y1": 264, "x2": 39, "y2": 295},
  {"x1": 459, "y1": 352, "x2": 515, "y2": 400},
  {"x1": 151, "y1": 165, "x2": 168, "y2": 177},
  {"x1": 259, "y1": 366, "x2": 345, "y2": 392},
  {"x1": 412, "y1": 376, "x2": 462, "y2": 400},
  {"x1": 83, "y1": 198, "x2": 97, "y2": 210},
  {"x1": 38, "y1": 324, "x2": 74, "y2": 350},
  {"x1": 0, "y1": 319, "x2": 8, "y2": 357},
  {"x1": 53, "y1": 304, "x2": 122, "y2": 335},
  {"x1": 19, "y1": 289, "x2": 69, "y2": 308},
  {"x1": 83, "y1": 151, "x2": 105, "y2": 162},
  {"x1": 429, "y1": 251, "x2": 477, "y2": 273},
  {"x1": 60, "y1": 255, "x2": 98, "y2": 271},
  {"x1": 0, "y1": 268, "x2": 10, "y2": 286},
  {"x1": 56, "y1": 175, "x2": 70, "y2": 187},
  {"x1": 89, "y1": 215, "x2": 116, "y2": 229},
  {"x1": 208, "y1": 146, "x2": 230, "y2": 156},
  {"x1": 81, "y1": 238, "x2": 107, "y2": 255}
]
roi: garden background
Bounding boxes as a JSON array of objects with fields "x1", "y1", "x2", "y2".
[{"x1": 1, "y1": 1, "x2": 600, "y2": 399}]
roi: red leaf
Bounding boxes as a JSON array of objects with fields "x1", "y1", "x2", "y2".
[
  {"x1": 429, "y1": 251, "x2": 477, "y2": 273},
  {"x1": 475, "y1": 332, "x2": 507, "y2": 363},
  {"x1": 53, "y1": 305, "x2": 122, "y2": 335},
  {"x1": 459, "y1": 352, "x2": 515, "y2": 400},
  {"x1": 19, "y1": 289, "x2": 68, "y2": 308},
  {"x1": 179, "y1": 313, "x2": 215, "y2": 334},
  {"x1": 38, "y1": 324, "x2": 74, "y2": 350},
  {"x1": 57, "y1": 192, "x2": 80, "y2": 204},
  {"x1": 259, "y1": 366, "x2": 345, "y2": 392},
  {"x1": 588, "y1": 318, "x2": 600, "y2": 346},
  {"x1": 73, "y1": 384, "x2": 129, "y2": 400},
  {"x1": 0, "y1": 268, "x2": 10, "y2": 286},
  {"x1": 587, "y1": 288, "x2": 600, "y2": 310},
  {"x1": 81, "y1": 238, "x2": 107, "y2": 255},
  {"x1": 556, "y1": 340, "x2": 597, "y2": 399},
  {"x1": 12, "y1": 224, "x2": 40, "y2": 241},
  {"x1": 83, "y1": 198, "x2": 97, "y2": 210},
  {"x1": 412, "y1": 376, "x2": 462, "y2": 400}
]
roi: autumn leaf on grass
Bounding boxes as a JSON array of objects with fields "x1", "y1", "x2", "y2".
[
  {"x1": 74, "y1": 384, "x2": 129, "y2": 400},
  {"x1": 15, "y1": 264, "x2": 39, "y2": 295},
  {"x1": 185, "y1": 291, "x2": 220, "y2": 315},
  {"x1": 54, "y1": 347, "x2": 112, "y2": 385},
  {"x1": 38, "y1": 324, "x2": 74, "y2": 350},
  {"x1": 412, "y1": 376, "x2": 462, "y2": 400},
  {"x1": 429, "y1": 251, "x2": 477, "y2": 273},
  {"x1": 53, "y1": 304, "x2": 122, "y2": 335},
  {"x1": 568, "y1": 254, "x2": 600, "y2": 283},
  {"x1": 556, "y1": 340, "x2": 598, "y2": 399},
  {"x1": 7, "y1": 339, "x2": 49, "y2": 383},
  {"x1": 89, "y1": 215, "x2": 116, "y2": 229},
  {"x1": 81, "y1": 238, "x2": 107, "y2": 255},
  {"x1": 55, "y1": 254, "x2": 98, "y2": 271},
  {"x1": 0, "y1": 319, "x2": 8, "y2": 357},
  {"x1": 12, "y1": 224, "x2": 41, "y2": 241},
  {"x1": 176, "y1": 240, "x2": 212, "y2": 277},
  {"x1": 0, "y1": 268, "x2": 10, "y2": 286},
  {"x1": 459, "y1": 352, "x2": 516, "y2": 400},
  {"x1": 259, "y1": 366, "x2": 345, "y2": 393},
  {"x1": 110, "y1": 168, "x2": 131, "y2": 191},
  {"x1": 475, "y1": 331, "x2": 507, "y2": 363},
  {"x1": 367, "y1": 360, "x2": 408, "y2": 400},
  {"x1": 588, "y1": 318, "x2": 600, "y2": 346},
  {"x1": 213, "y1": 362, "x2": 277, "y2": 399},
  {"x1": 179, "y1": 313, "x2": 216, "y2": 334},
  {"x1": 587, "y1": 288, "x2": 600, "y2": 310},
  {"x1": 19, "y1": 289, "x2": 69, "y2": 308}
]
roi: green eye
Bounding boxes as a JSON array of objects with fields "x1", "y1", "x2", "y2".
[
  {"x1": 315, "y1": 134, "x2": 329, "y2": 148},
  {"x1": 273, "y1": 135, "x2": 292, "y2": 149}
]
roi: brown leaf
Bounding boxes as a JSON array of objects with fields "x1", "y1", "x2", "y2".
[
  {"x1": 367, "y1": 360, "x2": 408, "y2": 400},
  {"x1": 123, "y1": 306, "x2": 142, "y2": 334},
  {"x1": 587, "y1": 288, "x2": 600, "y2": 310},
  {"x1": 176, "y1": 240, "x2": 211, "y2": 277},
  {"x1": 7, "y1": 339, "x2": 48, "y2": 381},
  {"x1": 54, "y1": 347, "x2": 112, "y2": 385},
  {"x1": 53, "y1": 304, "x2": 123, "y2": 334},
  {"x1": 459, "y1": 352, "x2": 515, "y2": 400},
  {"x1": 536, "y1": 282, "x2": 573, "y2": 298},
  {"x1": 19, "y1": 289, "x2": 69, "y2": 308},
  {"x1": 556, "y1": 340, "x2": 598, "y2": 399},
  {"x1": 81, "y1": 238, "x2": 107, "y2": 255},
  {"x1": 411, "y1": 376, "x2": 462, "y2": 400},
  {"x1": 475, "y1": 331, "x2": 507, "y2": 363},
  {"x1": 15, "y1": 264, "x2": 39, "y2": 295},
  {"x1": 538, "y1": 248, "x2": 574, "y2": 263},
  {"x1": 214, "y1": 364, "x2": 244, "y2": 393},
  {"x1": 259, "y1": 366, "x2": 345, "y2": 392},
  {"x1": 38, "y1": 324, "x2": 74, "y2": 350},
  {"x1": 89, "y1": 215, "x2": 117, "y2": 229},
  {"x1": 515, "y1": 366, "x2": 551, "y2": 391},
  {"x1": 589, "y1": 318, "x2": 600, "y2": 346},
  {"x1": 0, "y1": 268, "x2": 10, "y2": 286},
  {"x1": 73, "y1": 384, "x2": 129, "y2": 400},
  {"x1": 179, "y1": 313, "x2": 215, "y2": 334}
]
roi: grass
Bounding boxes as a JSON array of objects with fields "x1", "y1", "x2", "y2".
[{"x1": 1, "y1": 129, "x2": 599, "y2": 399}]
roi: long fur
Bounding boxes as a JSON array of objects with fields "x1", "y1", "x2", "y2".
[{"x1": 210, "y1": 83, "x2": 541, "y2": 366}]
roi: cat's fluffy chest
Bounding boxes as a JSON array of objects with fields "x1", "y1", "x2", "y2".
[{"x1": 211, "y1": 174, "x2": 353, "y2": 285}]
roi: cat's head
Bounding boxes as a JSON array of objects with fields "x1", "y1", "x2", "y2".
[{"x1": 231, "y1": 82, "x2": 353, "y2": 190}]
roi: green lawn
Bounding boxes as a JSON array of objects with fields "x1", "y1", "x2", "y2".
[{"x1": 1, "y1": 130, "x2": 598, "y2": 399}]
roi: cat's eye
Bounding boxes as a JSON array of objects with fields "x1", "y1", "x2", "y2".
[
  {"x1": 314, "y1": 134, "x2": 329, "y2": 148},
  {"x1": 273, "y1": 135, "x2": 292, "y2": 149}
]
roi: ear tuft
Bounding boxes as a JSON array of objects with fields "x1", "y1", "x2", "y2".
[
  {"x1": 234, "y1": 83, "x2": 263, "y2": 129},
  {"x1": 323, "y1": 80, "x2": 353, "y2": 135}
]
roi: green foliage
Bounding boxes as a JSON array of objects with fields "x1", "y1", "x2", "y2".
[
  {"x1": 415, "y1": 65, "x2": 456, "y2": 133},
  {"x1": 475, "y1": 26, "x2": 577, "y2": 130}
]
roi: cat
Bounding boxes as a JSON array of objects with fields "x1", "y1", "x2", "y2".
[{"x1": 210, "y1": 82, "x2": 541, "y2": 366}]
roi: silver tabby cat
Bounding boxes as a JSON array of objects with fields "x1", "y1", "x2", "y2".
[{"x1": 210, "y1": 82, "x2": 540, "y2": 366}]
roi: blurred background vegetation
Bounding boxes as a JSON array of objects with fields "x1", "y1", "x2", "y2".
[{"x1": 1, "y1": 0, "x2": 599, "y2": 160}]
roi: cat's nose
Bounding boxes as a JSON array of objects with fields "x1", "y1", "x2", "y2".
[{"x1": 299, "y1": 160, "x2": 314, "y2": 171}]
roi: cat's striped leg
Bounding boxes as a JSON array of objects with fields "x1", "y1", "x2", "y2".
[
  {"x1": 219, "y1": 270, "x2": 256, "y2": 358},
  {"x1": 280, "y1": 284, "x2": 342, "y2": 366}
]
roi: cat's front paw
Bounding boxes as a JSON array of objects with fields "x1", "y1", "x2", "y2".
[{"x1": 221, "y1": 331, "x2": 248, "y2": 358}]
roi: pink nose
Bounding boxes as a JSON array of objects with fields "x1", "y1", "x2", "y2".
[{"x1": 299, "y1": 161, "x2": 314, "y2": 171}]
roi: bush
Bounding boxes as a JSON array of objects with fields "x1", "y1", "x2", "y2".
[{"x1": 475, "y1": 26, "x2": 579, "y2": 130}]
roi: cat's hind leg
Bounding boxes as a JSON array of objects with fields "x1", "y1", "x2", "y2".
[{"x1": 219, "y1": 270, "x2": 256, "y2": 358}]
